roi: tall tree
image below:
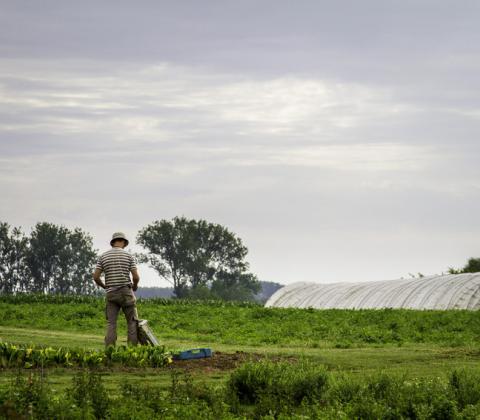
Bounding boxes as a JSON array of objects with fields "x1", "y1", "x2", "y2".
[
  {"x1": 137, "y1": 217, "x2": 259, "y2": 299},
  {"x1": 0, "y1": 223, "x2": 29, "y2": 294},
  {"x1": 26, "y1": 222, "x2": 97, "y2": 294},
  {"x1": 57, "y1": 227, "x2": 98, "y2": 294}
]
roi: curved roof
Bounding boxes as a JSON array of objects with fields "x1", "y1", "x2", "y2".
[{"x1": 265, "y1": 273, "x2": 480, "y2": 310}]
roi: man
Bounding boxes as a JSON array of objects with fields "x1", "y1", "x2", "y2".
[{"x1": 93, "y1": 232, "x2": 140, "y2": 346}]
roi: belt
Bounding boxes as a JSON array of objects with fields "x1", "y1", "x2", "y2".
[{"x1": 106, "y1": 283, "x2": 132, "y2": 293}]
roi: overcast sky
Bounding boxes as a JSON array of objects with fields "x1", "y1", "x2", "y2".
[{"x1": 1, "y1": 1, "x2": 479, "y2": 287}]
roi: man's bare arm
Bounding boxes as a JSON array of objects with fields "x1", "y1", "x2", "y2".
[
  {"x1": 93, "y1": 268, "x2": 106, "y2": 289},
  {"x1": 131, "y1": 268, "x2": 140, "y2": 292}
]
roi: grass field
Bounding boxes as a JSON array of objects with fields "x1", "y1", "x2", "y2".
[{"x1": 1, "y1": 295, "x2": 480, "y2": 418}]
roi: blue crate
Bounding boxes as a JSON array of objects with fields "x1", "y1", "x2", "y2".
[{"x1": 173, "y1": 348, "x2": 213, "y2": 360}]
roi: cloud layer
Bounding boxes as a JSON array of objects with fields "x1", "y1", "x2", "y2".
[{"x1": 1, "y1": 1, "x2": 479, "y2": 286}]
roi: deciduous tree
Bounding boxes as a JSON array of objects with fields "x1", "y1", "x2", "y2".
[
  {"x1": 26, "y1": 222, "x2": 97, "y2": 294},
  {"x1": 0, "y1": 222, "x2": 29, "y2": 293},
  {"x1": 137, "y1": 217, "x2": 259, "y2": 300}
]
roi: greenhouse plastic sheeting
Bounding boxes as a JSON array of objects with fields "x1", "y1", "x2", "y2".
[{"x1": 265, "y1": 273, "x2": 480, "y2": 310}]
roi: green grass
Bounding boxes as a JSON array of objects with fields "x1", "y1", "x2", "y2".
[{"x1": 2, "y1": 297, "x2": 480, "y2": 348}]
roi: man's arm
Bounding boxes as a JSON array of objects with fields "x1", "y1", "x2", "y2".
[
  {"x1": 93, "y1": 268, "x2": 106, "y2": 289},
  {"x1": 131, "y1": 268, "x2": 140, "y2": 292}
]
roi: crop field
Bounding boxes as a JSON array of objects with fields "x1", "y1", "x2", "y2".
[{"x1": 1, "y1": 295, "x2": 480, "y2": 418}]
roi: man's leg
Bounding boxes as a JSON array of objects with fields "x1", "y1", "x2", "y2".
[
  {"x1": 120, "y1": 287, "x2": 138, "y2": 345},
  {"x1": 123, "y1": 304, "x2": 138, "y2": 345},
  {"x1": 105, "y1": 297, "x2": 121, "y2": 346}
]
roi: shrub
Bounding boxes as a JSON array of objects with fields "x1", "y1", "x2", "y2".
[
  {"x1": 227, "y1": 359, "x2": 329, "y2": 413},
  {"x1": 449, "y1": 369, "x2": 480, "y2": 409},
  {"x1": 69, "y1": 370, "x2": 110, "y2": 419},
  {"x1": 0, "y1": 371, "x2": 88, "y2": 419}
]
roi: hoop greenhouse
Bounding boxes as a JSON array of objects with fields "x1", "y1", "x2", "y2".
[{"x1": 265, "y1": 273, "x2": 480, "y2": 310}]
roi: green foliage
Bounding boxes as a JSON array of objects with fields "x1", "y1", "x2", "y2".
[
  {"x1": 449, "y1": 369, "x2": 480, "y2": 409},
  {"x1": 1, "y1": 370, "x2": 235, "y2": 419},
  {"x1": 2, "y1": 295, "x2": 480, "y2": 348},
  {"x1": 137, "y1": 216, "x2": 260, "y2": 300},
  {"x1": 0, "y1": 221, "x2": 98, "y2": 295},
  {"x1": 448, "y1": 258, "x2": 480, "y2": 274},
  {"x1": 27, "y1": 222, "x2": 98, "y2": 294},
  {"x1": 0, "y1": 342, "x2": 171, "y2": 369},
  {"x1": 226, "y1": 362, "x2": 480, "y2": 419},
  {"x1": 211, "y1": 271, "x2": 261, "y2": 302},
  {"x1": 0, "y1": 222, "x2": 29, "y2": 294},
  {"x1": 70, "y1": 370, "x2": 110, "y2": 419},
  {"x1": 4, "y1": 364, "x2": 480, "y2": 419},
  {"x1": 0, "y1": 371, "x2": 88, "y2": 419},
  {"x1": 0, "y1": 293, "x2": 259, "y2": 306},
  {"x1": 227, "y1": 360, "x2": 328, "y2": 412}
]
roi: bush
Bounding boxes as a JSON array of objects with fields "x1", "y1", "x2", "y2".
[
  {"x1": 0, "y1": 371, "x2": 88, "y2": 419},
  {"x1": 227, "y1": 359, "x2": 328, "y2": 416},
  {"x1": 69, "y1": 370, "x2": 110, "y2": 419},
  {"x1": 449, "y1": 369, "x2": 480, "y2": 409}
]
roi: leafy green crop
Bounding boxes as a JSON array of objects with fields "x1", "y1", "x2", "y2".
[{"x1": 0, "y1": 342, "x2": 171, "y2": 369}]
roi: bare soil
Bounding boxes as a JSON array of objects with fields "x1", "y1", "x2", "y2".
[{"x1": 170, "y1": 351, "x2": 296, "y2": 372}]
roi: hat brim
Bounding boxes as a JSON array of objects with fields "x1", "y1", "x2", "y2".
[{"x1": 110, "y1": 238, "x2": 129, "y2": 246}]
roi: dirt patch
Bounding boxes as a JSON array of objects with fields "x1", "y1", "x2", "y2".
[
  {"x1": 170, "y1": 351, "x2": 260, "y2": 371},
  {"x1": 169, "y1": 351, "x2": 297, "y2": 372}
]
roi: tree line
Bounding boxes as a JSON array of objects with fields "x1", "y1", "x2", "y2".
[
  {"x1": 0, "y1": 217, "x2": 261, "y2": 300},
  {"x1": 0, "y1": 222, "x2": 98, "y2": 295}
]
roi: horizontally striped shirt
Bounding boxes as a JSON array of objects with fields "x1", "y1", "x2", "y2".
[{"x1": 96, "y1": 247, "x2": 137, "y2": 291}]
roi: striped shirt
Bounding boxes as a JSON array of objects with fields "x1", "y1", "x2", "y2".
[{"x1": 96, "y1": 247, "x2": 137, "y2": 291}]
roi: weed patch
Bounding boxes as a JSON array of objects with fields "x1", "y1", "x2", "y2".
[{"x1": 3, "y1": 363, "x2": 480, "y2": 419}]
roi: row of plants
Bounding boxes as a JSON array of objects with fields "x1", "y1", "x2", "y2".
[
  {"x1": 0, "y1": 342, "x2": 172, "y2": 368},
  {"x1": 0, "y1": 293, "x2": 260, "y2": 307},
  {"x1": 2, "y1": 362, "x2": 480, "y2": 419}
]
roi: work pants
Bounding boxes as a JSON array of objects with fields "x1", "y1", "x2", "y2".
[{"x1": 105, "y1": 286, "x2": 138, "y2": 346}]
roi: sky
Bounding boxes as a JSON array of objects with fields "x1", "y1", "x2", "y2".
[{"x1": 1, "y1": 0, "x2": 479, "y2": 287}]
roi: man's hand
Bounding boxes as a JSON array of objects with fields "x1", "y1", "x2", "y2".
[
  {"x1": 93, "y1": 268, "x2": 106, "y2": 289},
  {"x1": 131, "y1": 268, "x2": 139, "y2": 292}
]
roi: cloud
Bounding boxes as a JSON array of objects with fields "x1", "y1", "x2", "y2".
[
  {"x1": 1, "y1": 1, "x2": 480, "y2": 286},
  {"x1": 0, "y1": 59, "x2": 423, "y2": 146}
]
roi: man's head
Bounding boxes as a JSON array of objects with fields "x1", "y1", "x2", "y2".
[{"x1": 110, "y1": 232, "x2": 129, "y2": 248}]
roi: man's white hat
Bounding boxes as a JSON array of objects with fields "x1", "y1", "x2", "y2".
[{"x1": 110, "y1": 232, "x2": 129, "y2": 246}]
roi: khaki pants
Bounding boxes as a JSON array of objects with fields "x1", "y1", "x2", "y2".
[{"x1": 105, "y1": 286, "x2": 138, "y2": 346}]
